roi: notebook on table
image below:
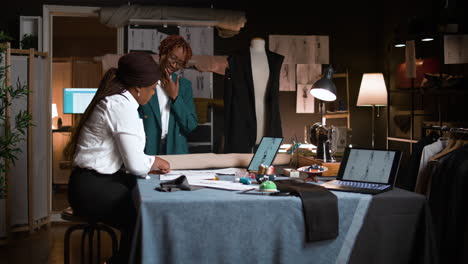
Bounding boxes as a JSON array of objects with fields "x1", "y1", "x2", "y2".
[{"x1": 321, "y1": 147, "x2": 402, "y2": 194}]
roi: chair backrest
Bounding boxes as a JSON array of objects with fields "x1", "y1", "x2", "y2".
[{"x1": 61, "y1": 207, "x2": 94, "y2": 223}]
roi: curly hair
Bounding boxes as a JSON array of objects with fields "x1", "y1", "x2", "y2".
[{"x1": 159, "y1": 35, "x2": 193, "y2": 66}]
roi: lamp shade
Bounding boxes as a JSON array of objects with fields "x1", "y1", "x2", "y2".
[
  {"x1": 357, "y1": 73, "x2": 387, "y2": 106},
  {"x1": 52, "y1": 103, "x2": 58, "y2": 118},
  {"x1": 310, "y1": 65, "x2": 337, "y2": 102}
]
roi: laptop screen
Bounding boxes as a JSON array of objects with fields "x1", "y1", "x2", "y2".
[
  {"x1": 247, "y1": 137, "x2": 283, "y2": 171},
  {"x1": 338, "y1": 147, "x2": 402, "y2": 184}
]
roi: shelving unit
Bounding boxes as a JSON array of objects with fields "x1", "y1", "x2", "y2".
[
  {"x1": 323, "y1": 71, "x2": 351, "y2": 128},
  {"x1": 386, "y1": 34, "x2": 468, "y2": 154}
]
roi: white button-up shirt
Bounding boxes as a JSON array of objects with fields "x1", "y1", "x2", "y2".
[
  {"x1": 74, "y1": 90, "x2": 155, "y2": 176},
  {"x1": 156, "y1": 81, "x2": 170, "y2": 140}
]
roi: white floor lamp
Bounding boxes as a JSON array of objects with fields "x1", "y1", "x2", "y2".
[{"x1": 357, "y1": 73, "x2": 387, "y2": 148}]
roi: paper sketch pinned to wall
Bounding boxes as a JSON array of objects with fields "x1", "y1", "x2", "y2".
[
  {"x1": 296, "y1": 84, "x2": 314, "y2": 113},
  {"x1": 296, "y1": 64, "x2": 321, "y2": 113},
  {"x1": 178, "y1": 26, "x2": 213, "y2": 98},
  {"x1": 269, "y1": 35, "x2": 329, "y2": 64},
  {"x1": 180, "y1": 27, "x2": 214, "y2": 55},
  {"x1": 180, "y1": 68, "x2": 212, "y2": 98},
  {"x1": 297, "y1": 64, "x2": 321, "y2": 84},
  {"x1": 279, "y1": 64, "x2": 296, "y2": 91},
  {"x1": 155, "y1": 31, "x2": 169, "y2": 53},
  {"x1": 128, "y1": 28, "x2": 165, "y2": 53},
  {"x1": 444, "y1": 35, "x2": 468, "y2": 64}
]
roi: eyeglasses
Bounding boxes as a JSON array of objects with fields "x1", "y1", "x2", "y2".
[{"x1": 167, "y1": 53, "x2": 185, "y2": 68}]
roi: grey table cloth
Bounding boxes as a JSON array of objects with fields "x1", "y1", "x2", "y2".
[{"x1": 131, "y1": 176, "x2": 435, "y2": 264}]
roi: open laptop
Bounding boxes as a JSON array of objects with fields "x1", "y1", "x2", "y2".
[
  {"x1": 247, "y1": 137, "x2": 283, "y2": 172},
  {"x1": 321, "y1": 147, "x2": 402, "y2": 194}
]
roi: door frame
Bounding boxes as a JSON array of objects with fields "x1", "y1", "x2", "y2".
[{"x1": 43, "y1": 4, "x2": 123, "y2": 213}]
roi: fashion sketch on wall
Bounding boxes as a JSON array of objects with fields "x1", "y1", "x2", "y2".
[
  {"x1": 180, "y1": 69, "x2": 211, "y2": 98},
  {"x1": 279, "y1": 64, "x2": 296, "y2": 91},
  {"x1": 179, "y1": 27, "x2": 213, "y2": 55},
  {"x1": 269, "y1": 35, "x2": 329, "y2": 64},
  {"x1": 179, "y1": 26, "x2": 214, "y2": 98},
  {"x1": 128, "y1": 28, "x2": 168, "y2": 53},
  {"x1": 296, "y1": 84, "x2": 314, "y2": 113},
  {"x1": 296, "y1": 64, "x2": 321, "y2": 113},
  {"x1": 297, "y1": 64, "x2": 321, "y2": 84}
]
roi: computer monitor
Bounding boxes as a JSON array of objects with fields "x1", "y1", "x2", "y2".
[{"x1": 63, "y1": 88, "x2": 97, "y2": 114}]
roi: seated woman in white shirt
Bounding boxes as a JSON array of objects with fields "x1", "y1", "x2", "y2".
[{"x1": 64, "y1": 52, "x2": 169, "y2": 264}]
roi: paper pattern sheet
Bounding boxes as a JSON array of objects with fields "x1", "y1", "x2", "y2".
[
  {"x1": 180, "y1": 69, "x2": 212, "y2": 98},
  {"x1": 128, "y1": 28, "x2": 168, "y2": 53},
  {"x1": 159, "y1": 168, "x2": 256, "y2": 191},
  {"x1": 279, "y1": 64, "x2": 296, "y2": 91},
  {"x1": 179, "y1": 26, "x2": 213, "y2": 55},
  {"x1": 269, "y1": 35, "x2": 329, "y2": 64},
  {"x1": 296, "y1": 84, "x2": 315, "y2": 113},
  {"x1": 295, "y1": 64, "x2": 320, "y2": 113},
  {"x1": 444, "y1": 34, "x2": 468, "y2": 64},
  {"x1": 296, "y1": 64, "x2": 322, "y2": 85},
  {"x1": 178, "y1": 26, "x2": 214, "y2": 98}
]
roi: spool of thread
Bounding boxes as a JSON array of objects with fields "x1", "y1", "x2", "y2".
[
  {"x1": 258, "y1": 164, "x2": 267, "y2": 175},
  {"x1": 239, "y1": 177, "x2": 251, "y2": 185},
  {"x1": 266, "y1": 166, "x2": 275, "y2": 175}
]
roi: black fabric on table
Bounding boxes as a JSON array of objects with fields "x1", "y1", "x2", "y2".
[
  {"x1": 155, "y1": 175, "x2": 202, "y2": 192},
  {"x1": 275, "y1": 179, "x2": 339, "y2": 242},
  {"x1": 349, "y1": 188, "x2": 438, "y2": 264}
]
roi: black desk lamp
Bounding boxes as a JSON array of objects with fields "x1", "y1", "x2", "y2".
[
  {"x1": 309, "y1": 65, "x2": 337, "y2": 162},
  {"x1": 310, "y1": 64, "x2": 337, "y2": 102}
]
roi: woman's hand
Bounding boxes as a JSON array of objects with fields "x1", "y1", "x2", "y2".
[
  {"x1": 161, "y1": 69, "x2": 179, "y2": 100},
  {"x1": 150, "y1": 157, "x2": 170, "y2": 174}
]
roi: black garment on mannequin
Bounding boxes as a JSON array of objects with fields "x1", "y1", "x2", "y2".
[{"x1": 224, "y1": 50, "x2": 284, "y2": 153}]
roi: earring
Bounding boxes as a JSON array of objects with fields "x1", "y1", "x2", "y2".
[{"x1": 137, "y1": 92, "x2": 140, "y2": 97}]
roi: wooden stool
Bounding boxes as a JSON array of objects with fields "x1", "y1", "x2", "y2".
[{"x1": 61, "y1": 207, "x2": 118, "y2": 264}]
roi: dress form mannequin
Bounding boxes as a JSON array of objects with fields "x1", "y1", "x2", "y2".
[{"x1": 250, "y1": 37, "x2": 270, "y2": 144}]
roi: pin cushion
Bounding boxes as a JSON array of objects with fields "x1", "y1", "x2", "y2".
[{"x1": 259, "y1": 180, "x2": 278, "y2": 192}]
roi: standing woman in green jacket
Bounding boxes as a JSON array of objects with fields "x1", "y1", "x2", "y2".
[{"x1": 139, "y1": 35, "x2": 198, "y2": 155}]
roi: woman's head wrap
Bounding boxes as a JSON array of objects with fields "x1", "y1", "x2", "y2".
[{"x1": 116, "y1": 52, "x2": 160, "y2": 87}]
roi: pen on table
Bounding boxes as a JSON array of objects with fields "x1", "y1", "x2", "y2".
[
  {"x1": 239, "y1": 188, "x2": 255, "y2": 194},
  {"x1": 216, "y1": 173, "x2": 236, "y2": 176}
]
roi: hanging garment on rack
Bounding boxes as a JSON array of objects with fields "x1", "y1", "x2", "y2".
[
  {"x1": 414, "y1": 138, "x2": 448, "y2": 195},
  {"x1": 428, "y1": 145, "x2": 468, "y2": 264},
  {"x1": 397, "y1": 132, "x2": 439, "y2": 191}
]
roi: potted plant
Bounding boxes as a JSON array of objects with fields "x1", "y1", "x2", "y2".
[
  {"x1": 20, "y1": 34, "x2": 38, "y2": 50},
  {"x1": 0, "y1": 31, "x2": 33, "y2": 240}
]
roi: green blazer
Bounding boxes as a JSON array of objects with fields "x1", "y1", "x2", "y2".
[{"x1": 139, "y1": 74, "x2": 198, "y2": 155}]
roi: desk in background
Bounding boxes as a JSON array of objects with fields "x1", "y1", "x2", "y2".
[{"x1": 131, "y1": 176, "x2": 436, "y2": 264}]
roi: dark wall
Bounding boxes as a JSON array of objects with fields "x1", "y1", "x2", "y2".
[
  {"x1": 2, "y1": 0, "x2": 464, "y2": 151},
  {"x1": 53, "y1": 16, "x2": 116, "y2": 58}
]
